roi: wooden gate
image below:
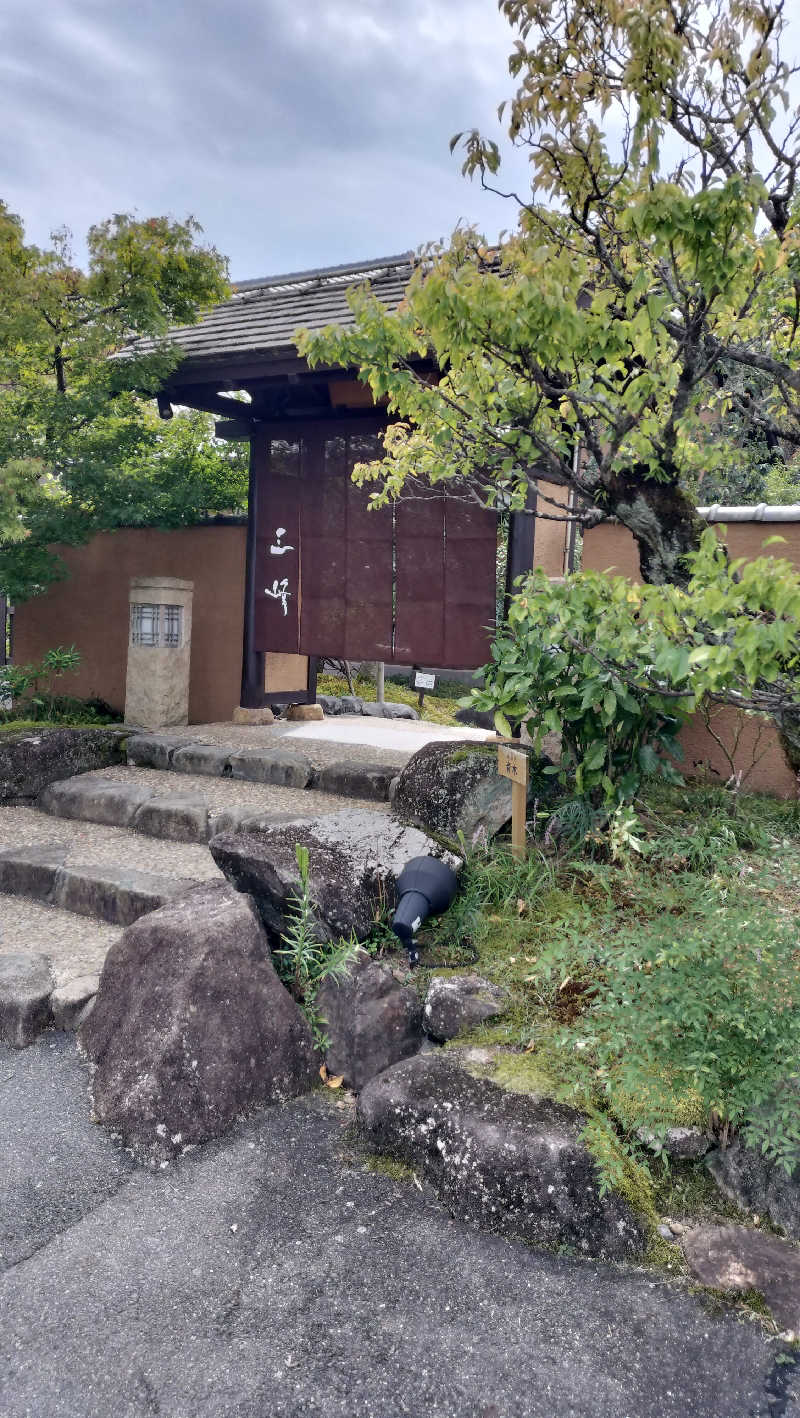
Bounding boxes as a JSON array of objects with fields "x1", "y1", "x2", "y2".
[{"x1": 243, "y1": 418, "x2": 497, "y2": 704}]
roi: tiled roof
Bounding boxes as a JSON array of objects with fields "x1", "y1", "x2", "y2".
[{"x1": 146, "y1": 253, "x2": 414, "y2": 371}]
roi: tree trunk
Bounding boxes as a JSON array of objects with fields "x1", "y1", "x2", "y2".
[{"x1": 598, "y1": 469, "x2": 707, "y2": 588}]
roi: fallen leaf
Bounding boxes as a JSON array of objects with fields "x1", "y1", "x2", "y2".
[
  {"x1": 524, "y1": 1041, "x2": 536, "y2": 1053},
  {"x1": 319, "y1": 1064, "x2": 328, "y2": 1082},
  {"x1": 559, "y1": 975, "x2": 572, "y2": 992},
  {"x1": 508, "y1": 956, "x2": 517, "y2": 964},
  {"x1": 413, "y1": 1173, "x2": 423, "y2": 1192},
  {"x1": 326, "y1": 1074, "x2": 344, "y2": 1090},
  {"x1": 517, "y1": 898, "x2": 527, "y2": 916}
]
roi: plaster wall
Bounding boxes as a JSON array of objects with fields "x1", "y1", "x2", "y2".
[{"x1": 13, "y1": 525, "x2": 246, "y2": 725}]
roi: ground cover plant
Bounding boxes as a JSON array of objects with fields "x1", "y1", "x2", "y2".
[
  {"x1": 415, "y1": 779, "x2": 800, "y2": 1236},
  {"x1": 316, "y1": 669, "x2": 468, "y2": 727}
]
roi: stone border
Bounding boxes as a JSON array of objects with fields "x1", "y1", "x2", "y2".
[
  {"x1": 0, "y1": 843, "x2": 200, "y2": 926},
  {"x1": 0, "y1": 727, "x2": 128, "y2": 805},
  {"x1": 126, "y1": 735, "x2": 398, "y2": 804}
]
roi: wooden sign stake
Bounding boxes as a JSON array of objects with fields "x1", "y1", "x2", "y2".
[{"x1": 497, "y1": 745, "x2": 529, "y2": 861}]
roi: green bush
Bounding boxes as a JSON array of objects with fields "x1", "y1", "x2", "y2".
[
  {"x1": 0, "y1": 645, "x2": 81, "y2": 718},
  {"x1": 467, "y1": 529, "x2": 800, "y2": 808}
]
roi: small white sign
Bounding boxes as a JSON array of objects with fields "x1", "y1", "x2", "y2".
[{"x1": 414, "y1": 671, "x2": 436, "y2": 691}]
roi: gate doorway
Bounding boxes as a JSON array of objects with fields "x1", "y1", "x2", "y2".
[{"x1": 241, "y1": 418, "x2": 499, "y2": 708}]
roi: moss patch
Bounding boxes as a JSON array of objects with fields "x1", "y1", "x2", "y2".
[{"x1": 363, "y1": 1153, "x2": 416, "y2": 1184}]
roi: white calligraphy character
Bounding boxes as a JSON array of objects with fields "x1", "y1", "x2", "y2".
[
  {"x1": 264, "y1": 578, "x2": 291, "y2": 616},
  {"x1": 270, "y1": 526, "x2": 295, "y2": 556}
]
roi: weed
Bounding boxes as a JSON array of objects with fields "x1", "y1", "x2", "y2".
[{"x1": 273, "y1": 844, "x2": 362, "y2": 1049}]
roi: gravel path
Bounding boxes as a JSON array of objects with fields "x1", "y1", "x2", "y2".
[
  {"x1": 92, "y1": 765, "x2": 392, "y2": 822},
  {"x1": 0, "y1": 893, "x2": 118, "y2": 988},
  {"x1": 0, "y1": 809, "x2": 221, "y2": 984},
  {"x1": 0, "y1": 805, "x2": 222, "y2": 879}
]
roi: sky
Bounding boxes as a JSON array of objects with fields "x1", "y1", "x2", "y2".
[{"x1": 0, "y1": 0, "x2": 533, "y2": 282}]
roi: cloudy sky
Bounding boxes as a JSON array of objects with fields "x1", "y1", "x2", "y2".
[{"x1": 0, "y1": 0, "x2": 532, "y2": 281}]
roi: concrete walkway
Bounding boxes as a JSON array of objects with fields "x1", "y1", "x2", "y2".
[
  {"x1": 166, "y1": 715, "x2": 495, "y2": 764},
  {"x1": 1, "y1": 1034, "x2": 796, "y2": 1418},
  {"x1": 279, "y1": 716, "x2": 495, "y2": 754}
]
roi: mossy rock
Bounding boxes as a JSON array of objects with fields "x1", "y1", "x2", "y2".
[
  {"x1": 0, "y1": 726, "x2": 128, "y2": 805},
  {"x1": 392, "y1": 739, "x2": 556, "y2": 848}
]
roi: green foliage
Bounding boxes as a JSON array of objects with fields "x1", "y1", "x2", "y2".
[
  {"x1": 468, "y1": 529, "x2": 800, "y2": 807},
  {"x1": 0, "y1": 645, "x2": 83, "y2": 719},
  {"x1": 541, "y1": 885, "x2": 800, "y2": 1173},
  {"x1": 0, "y1": 202, "x2": 235, "y2": 599},
  {"x1": 300, "y1": 1, "x2": 800, "y2": 585},
  {"x1": 273, "y1": 844, "x2": 362, "y2": 1048},
  {"x1": 422, "y1": 781, "x2": 800, "y2": 1196}
]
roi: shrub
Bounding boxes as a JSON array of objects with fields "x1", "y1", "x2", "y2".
[
  {"x1": 0, "y1": 645, "x2": 81, "y2": 718},
  {"x1": 467, "y1": 529, "x2": 800, "y2": 808}
]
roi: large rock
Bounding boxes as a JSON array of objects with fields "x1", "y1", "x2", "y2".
[
  {"x1": 80, "y1": 881, "x2": 319, "y2": 1156},
  {"x1": 682, "y1": 1224, "x2": 800, "y2": 1332},
  {"x1": 357, "y1": 1054, "x2": 647, "y2": 1260},
  {"x1": 0, "y1": 728, "x2": 126, "y2": 805},
  {"x1": 423, "y1": 974, "x2": 510, "y2": 1042},
  {"x1": 392, "y1": 739, "x2": 554, "y2": 846},
  {"x1": 315, "y1": 950, "x2": 423, "y2": 1090},
  {"x1": 209, "y1": 809, "x2": 459, "y2": 943},
  {"x1": 707, "y1": 1138, "x2": 800, "y2": 1241},
  {"x1": 0, "y1": 952, "x2": 53, "y2": 1046}
]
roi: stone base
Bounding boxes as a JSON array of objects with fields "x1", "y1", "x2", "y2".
[
  {"x1": 286, "y1": 704, "x2": 324, "y2": 722},
  {"x1": 232, "y1": 706, "x2": 275, "y2": 726}
]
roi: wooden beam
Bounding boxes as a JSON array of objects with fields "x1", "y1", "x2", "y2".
[
  {"x1": 164, "y1": 385, "x2": 261, "y2": 421},
  {"x1": 214, "y1": 419, "x2": 253, "y2": 441}
]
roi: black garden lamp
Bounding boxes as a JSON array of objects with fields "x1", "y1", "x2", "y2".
[{"x1": 392, "y1": 856, "x2": 459, "y2": 966}]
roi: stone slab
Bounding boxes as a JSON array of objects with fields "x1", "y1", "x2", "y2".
[
  {"x1": 0, "y1": 952, "x2": 53, "y2": 1047},
  {"x1": 54, "y1": 864, "x2": 201, "y2": 927},
  {"x1": 39, "y1": 777, "x2": 155, "y2": 828},
  {"x1": 228, "y1": 747, "x2": 312, "y2": 789},
  {"x1": 0, "y1": 844, "x2": 66, "y2": 903},
  {"x1": 132, "y1": 795, "x2": 209, "y2": 843},
  {"x1": 312, "y1": 759, "x2": 395, "y2": 801},
  {"x1": 51, "y1": 974, "x2": 100, "y2": 1031},
  {"x1": 357, "y1": 1053, "x2": 646, "y2": 1261},
  {"x1": 171, "y1": 743, "x2": 233, "y2": 778},
  {"x1": 126, "y1": 735, "x2": 188, "y2": 770}
]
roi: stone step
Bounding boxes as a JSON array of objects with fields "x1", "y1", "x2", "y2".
[
  {"x1": 125, "y1": 734, "x2": 397, "y2": 803},
  {"x1": 0, "y1": 843, "x2": 202, "y2": 927},
  {"x1": 38, "y1": 765, "x2": 393, "y2": 844}
]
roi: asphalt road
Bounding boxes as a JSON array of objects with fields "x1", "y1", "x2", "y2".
[{"x1": 0, "y1": 1034, "x2": 797, "y2": 1418}]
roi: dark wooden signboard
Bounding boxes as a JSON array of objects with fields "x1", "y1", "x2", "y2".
[{"x1": 246, "y1": 418, "x2": 497, "y2": 701}]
